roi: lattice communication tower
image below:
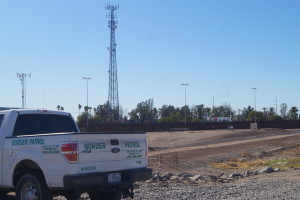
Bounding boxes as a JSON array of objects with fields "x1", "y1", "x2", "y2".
[{"x1": 106, "y1": 3, "x2": 119, "y2": 121}]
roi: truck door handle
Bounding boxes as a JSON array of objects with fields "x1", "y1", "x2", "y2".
[{"x1": 110, "y1": 139, "x2": 119, "y2": 145}]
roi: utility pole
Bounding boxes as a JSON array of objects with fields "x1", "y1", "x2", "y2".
[
  {"x1": 17, "y1": 73, "x2": 31, "y2": 108},
  {"x1": 181, "y1": 83, "x2": 189, "y2": 127},
  {"x1": 106, "y1": 3, "x2": 119, "y2": 121},
  {"x1": 252, "y1": 88, "x2": 257, "y2": 123},
  {"x1": 83, "y1": 77, "x2": 91, "y2": 129},
  {"x1": 274, "y1": 96, "x2": 278, "y2": 115}
]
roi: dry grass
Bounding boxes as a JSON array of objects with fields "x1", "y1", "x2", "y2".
[
  {"x1": 211, "y1": 147, "x2": 300, "y2": 171},
  {"x1": 239, "y1": 152, "x2": 254, "y2": 158},
  {"x1": 211, "y1": 160, "x2": 267, "y2": 170}
]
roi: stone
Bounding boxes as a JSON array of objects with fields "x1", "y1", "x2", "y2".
[
  {"x1": 170, "y1": 175, "x2": 180, "y2": 181},
  {"x1": 152, "y1": 171, "x2": 160, "y2": 177},
  {"x1": 258, "y1": 167, "x2": 274, "y2": 174},
  {"x1": 208, "y1": 175, "x2": 218, "y2": 182},
  {"x1": 145, "y1": 179, "x2": 153, "y2": 183},
  {"x1": 219, "y1": 174, "x2": 228, "y2": 179},
  {"x1": 177, "y1": 172, "x2": 193, "y2": 178},
  {"x1": 274, "y1": 168, "x2": 280, "y2": 172},
  {"x1": 199, "y1": 175, "x2": 209, "y2": 181},
  {"x1": 189, "y1": 175, "x2": 202, "y2": 181},
  {"x1": 161, "y1": 172, "x2": 174, "y2": 179},
  {"x1": 228, "y1": 173, "x2": 243, "y2": 179},
  {"x1": 180, "y1": 174, "x2": 193, "y2": 181}
]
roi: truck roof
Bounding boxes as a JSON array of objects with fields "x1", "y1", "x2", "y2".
[{"x1": 0, "y1": 109, "x2": 70, "y2": 116}]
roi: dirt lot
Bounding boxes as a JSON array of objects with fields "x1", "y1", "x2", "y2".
[
  {"x1": 2, "y1": 128, "x2": 300, "y2": 200},
  {"x1": 147, "y1": 128, "x2": 300, "y2": 174}
]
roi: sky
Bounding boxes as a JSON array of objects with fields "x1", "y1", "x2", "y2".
[{"x1": 1, "y1": 0, "x2": 300, "y2": 119}]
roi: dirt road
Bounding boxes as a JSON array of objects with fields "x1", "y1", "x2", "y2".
[
  {"x1": 147, "y1": 129, "x2": 300, "y2": 173},
  {"x1": 149, "y1": 132, "x2": 300, "y2": 156}
]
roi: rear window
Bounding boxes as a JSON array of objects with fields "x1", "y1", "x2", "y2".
[
  {"x1": 0, "y1": 114, "x2": 4, "y2": 128},
  {"x1": 13, "y1": 114, "x2": 79, "y2": 136}
]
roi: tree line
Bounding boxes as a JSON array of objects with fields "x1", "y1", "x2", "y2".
[{"x1": 76, "y1": 99, "x2": 299, "y2": 124}]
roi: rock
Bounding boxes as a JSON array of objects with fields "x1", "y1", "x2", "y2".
[
  {"x1": 161, "y1": 172, "x2": 174, "y2": 180},
  {"x1": 218, "y1": 178, "x2": 230, "y2": 183},
  {"x1": 228, "y1": 173, "x2": 243, "y2": 179},
  {"x1": 189, "y1": 175, "x2": 202, "y2": 181},
  {"x1": 170, "y1": 175, "x2": 180, "y2": 181},
  {"x1": 199, "y1": 175, "x2": 209, "y2": 181},
  {"x1": 258, "y1": 167, "x2": 274, "y2": 174},
  {"x1": 208, "y1": 175, "x2": 218, "y2": 182},
  {"x1": 145, "y1": 179, "x2": 153, "y2": 183},
  {"x1": 177, "y1": 172, "x2": 193, "y2": 178},
  {"x1": 219, "y1": 174, "x2": 228, "y2": 179},
  {"x1": 226, "y1": 177, "x2": 234, "y2": 182},
  {"x1": 243, "y1": 170, "x2": 253, "y2": 177},
  {"x1": 130, "y1": 170, "x2": 300, "y2": 200},
  {"x1": 151, "y1": 171, "x2": 161, "y2": 182},
  {"x1": 274, "y1": 168, "x2": 280, "y2": 172},
  {"x1": 180, "y1": 174, "x2": 193, "y2": 181},
  {"x1": 152, "y1": 171, "x2": 160, "y2": 177}
]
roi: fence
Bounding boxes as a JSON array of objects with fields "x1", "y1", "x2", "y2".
[{"x1": 78, "y1": 120, "x2": 300, "y2": 132}]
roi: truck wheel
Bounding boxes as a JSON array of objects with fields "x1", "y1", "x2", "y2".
[{"x1": 16, "y1": 172, "x2": 50, "y2": 200}]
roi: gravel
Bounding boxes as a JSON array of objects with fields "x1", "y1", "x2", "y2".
[
  {"x1": 125, "y1": 170, "x2": 300, "y2": 200},
  {"x1": 2, "y1": 170, "x2": 299, "y2": 200}
]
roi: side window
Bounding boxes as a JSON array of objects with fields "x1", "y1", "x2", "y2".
[{"x1": 0, "y1": 114, "x2": 4, "y2": 128}]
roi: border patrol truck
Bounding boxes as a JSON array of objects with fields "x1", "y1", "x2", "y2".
[{"x1": 0, "y1": 109, "x2": 152, "y2": 200}]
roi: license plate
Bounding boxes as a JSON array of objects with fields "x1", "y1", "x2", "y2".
[{"x1": 108, "y1": 172, "x2": 121, "y2": 183}]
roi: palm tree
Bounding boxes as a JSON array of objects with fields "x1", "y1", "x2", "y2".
[
  {"x1": 61, "y1": 107, "x2": 64, "y2": 111},
  {"x1": 289, "y1": 106, "x2": 298, "y2": 120},
  {"x1": 78, "y1": 104, "x2": 82, "y2": 115},
  {"x1": 57, "y1": 105, "x2": 61, "y2": 110}
]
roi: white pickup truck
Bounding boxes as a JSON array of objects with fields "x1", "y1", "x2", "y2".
[{"x1": 0, "y1": 109, "x2": 152, "y2": 200}]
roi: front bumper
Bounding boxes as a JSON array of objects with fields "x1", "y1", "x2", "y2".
[{"x1": 63, "y1": 168, "x2": 152, "y2": 189}]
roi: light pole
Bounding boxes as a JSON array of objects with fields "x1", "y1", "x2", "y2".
[
  {"x1": 181, "y1": 83, "x2": 189, "y2": 127},
  {"x1": 17, "y1": 73, "x2": 31, "y2": 108},
  {"x1": 83, "y1": 77, "x2": 92, "y2": 128},
  {"x1": 252, "y1": 88, "x2": 257, "y2": 123}
]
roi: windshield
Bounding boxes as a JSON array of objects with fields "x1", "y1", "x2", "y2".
[{"x1": 13, "y1": 114, "x2": 79, "y2": 136}]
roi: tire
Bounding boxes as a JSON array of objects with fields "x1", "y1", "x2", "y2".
[{"x1": 16, "y1": 172, "x2": 51, "y2": 200}]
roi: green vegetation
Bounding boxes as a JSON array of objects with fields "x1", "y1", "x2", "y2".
[
  {"x1": 266, "y1": 158, "x2": 300, "y2": 170},
  {"x1": 77, "y1": 98, "x2": 299, "y2": 123},
  {"x1": 211, "y1": 157, "x2": 300, "y2": 171}
]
